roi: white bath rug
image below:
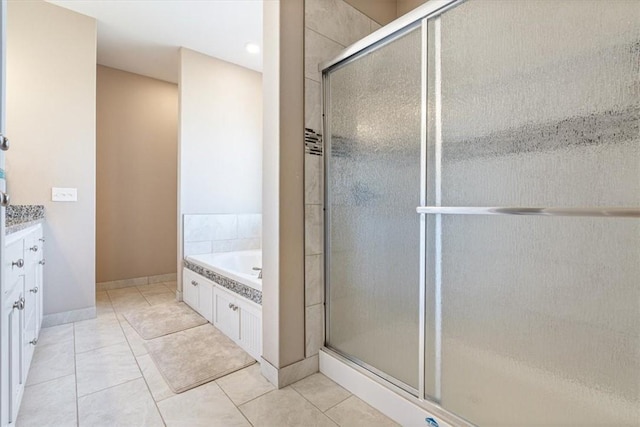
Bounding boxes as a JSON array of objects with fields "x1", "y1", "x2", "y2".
[
  {"x1": 123, "y1": 302, "x2": 208, "y2": 340},
  {"x1": 145, "y1": 324, "x2": 256, "y2": 393}
]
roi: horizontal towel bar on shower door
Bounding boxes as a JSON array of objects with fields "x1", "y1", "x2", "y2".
[{"x1": 416, "y1": 206, "x2": 640, "y2": 218}]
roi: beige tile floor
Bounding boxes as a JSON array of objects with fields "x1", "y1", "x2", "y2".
[{"x1": 16, "y1": 282, "x2": 399, "y2": 427}]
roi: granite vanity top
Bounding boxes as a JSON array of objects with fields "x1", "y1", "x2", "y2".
[{"x1": 6, "y1": 205, "x2": 45, "y2": 234}]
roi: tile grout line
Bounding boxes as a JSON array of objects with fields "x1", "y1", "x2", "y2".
[
  {"x1": 74, "y1": 316, "x2": 129, "y2": 355},
  {"x1": 305, "y1": 26, "x2": 347, "y2": 51},
  {"x1": 286, "y1": 386, "x2": 339, "y2": 426},
  {"x1": 22, "y1": 338, "x2": 75, "y2": 388},
  {"x1": 216, "y1": 378, "x2": 257, "y2": 427},
  {"x1": 76, "y1": 376, "x2": 144, "y2": 400},
  {"x1": 320, "y1": 393, "x2": 352, "y2": 414},
  {"x1": 233, "y1": 382, "x2": 280, "y2": 409},
  {"x1": 115, "y1": 304, "x2": 168, "y2": 426},
  {"x1": 22, "y1": 372, "x2": 76, "y2": 389},
  {"x1": 76, "y1": 293, "x2": 143, "y2": 402}
]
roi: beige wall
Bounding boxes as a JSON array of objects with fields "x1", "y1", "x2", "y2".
[
  {"x1": 397, "y1": 0, "x2": 429, "y2": 16},
  {"x1": 7, "y1": 0, "x2": 96, "y2": 318},
  {"x1": 344, "y1": 0, "x2": 397, "y2": 25},
  {"x1": 96, "y1": 66, "x2": 178, "y2": 283}
]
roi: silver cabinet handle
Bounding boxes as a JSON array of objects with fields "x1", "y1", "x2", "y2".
[
  {"x1": 39, "y1": 238, "x2": 45, "y2": 242},
  {"x1": 29, "y1": 338, "x2": 38, "y2": 345},
  {"x1": 0, "y1": 192, "x2": 9, "y2": 207},
  {"x1": 29, "y1": 287, "x2": 39, "y2": 293},
  {"x1": 39, "y1": 260, "x2": 45, "y2": 266},
  {"x1": 228, "y1": 302, "x2": 233, "y2": 309},
  {"x1": 12, "y1": 259, "x2": 24, "y2": 268},
  {"x1": 13, "y1": 297, "x2": 24, "y2": 310},
  {"x1": 233, "y1": 305, "x2": 238, "y2": 312},
  {"x1": 191, "y1": 280, "x2": 198, "y2": 286},
  {"x1": 29, "y1": 245, "x2": 38, "y2": 252},
  {"x1": 0, "y1": 134, "x2": 9, "y2": 151}
]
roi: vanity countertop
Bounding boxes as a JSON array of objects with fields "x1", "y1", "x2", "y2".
[{"x1": 6, "y1": 205, "x2": 45, "y2": 235}]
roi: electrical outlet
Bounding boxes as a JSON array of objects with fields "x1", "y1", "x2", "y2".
[{"x1": 51, "y1": 187, "x2": 78, "y2": 202}]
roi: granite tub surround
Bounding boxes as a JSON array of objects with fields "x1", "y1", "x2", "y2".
[
  {"x1": 184, "y1": 259, "x2": 262, "y2": 305},
  {"x1": 6, "y1": 204, "x2": 45, "y2": 234},
  {"x1": 183, "y1": 213, "x2": 261, "y2": 257}
]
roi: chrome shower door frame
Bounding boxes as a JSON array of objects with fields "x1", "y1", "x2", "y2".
[{"x1": 320, "y1": 0, "x2": 463, "y2": 411}]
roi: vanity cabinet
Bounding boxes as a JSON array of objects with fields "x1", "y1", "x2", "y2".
[
  {"x1": 183, "y1": 268, "x2": 262, "y2": 362},
  {"x1": 212, "y1": 286, "x2": 262, "y2": 361},
  {"x1": 182, "y1": 269, "x2": 213, "y2": 323},
  {"x1": 1, "y1": 224, "x2": 44, "y2": 426}
]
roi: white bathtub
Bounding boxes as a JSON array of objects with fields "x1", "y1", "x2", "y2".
[{"x1": 186, "y1": 250, "x2": 262, "y2": 292}]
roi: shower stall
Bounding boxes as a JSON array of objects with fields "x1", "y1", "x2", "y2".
[{"x1": 321, "y1": 0, "x2": 639, "y2": 425}]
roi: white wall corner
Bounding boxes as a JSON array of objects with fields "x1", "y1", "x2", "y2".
[{"x1": 260, "y1": 355, "x2": 319, "y2": 389}]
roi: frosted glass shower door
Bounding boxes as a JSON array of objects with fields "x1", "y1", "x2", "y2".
[
  {"x1": 424, "y1": 0, "x2": 640, "y2": 425},
  {"x1": 325, "y1": 27, "x2": 423, "y2": 392}
]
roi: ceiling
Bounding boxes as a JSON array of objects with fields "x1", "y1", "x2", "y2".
[{"x1": 48, "y1": 0, "x2": 263, "y2": 83}]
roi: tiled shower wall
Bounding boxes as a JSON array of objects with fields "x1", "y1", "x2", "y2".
[
  {"x1": 183, "y1": 213, "x2": 261, "y2": 256},
  {"x1": 304, "y1": 0, "x2": 382, "y2": 358}
]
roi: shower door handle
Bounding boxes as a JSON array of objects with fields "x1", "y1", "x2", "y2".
[{"x1": 416, "y1": 206, "x2": 640, "y2": 218}]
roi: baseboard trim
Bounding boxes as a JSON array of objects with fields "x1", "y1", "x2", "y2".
[
  {"x1": 260, "y1": 355, "x2": 319, "y2": 388},
  {"x1": 96, "y1": 272, "x2": 177, "y2": 291},
  {"x1": 42, "y1": 306, "x2": 96, "y2": 327}
]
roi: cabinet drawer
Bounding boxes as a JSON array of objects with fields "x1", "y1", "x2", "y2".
[
  {"x1": 4, "y1": 239, "x2": 24, "y2": 295},
  {"x1": 24, "y1": 232, "x2": 43, "y2": 266}
]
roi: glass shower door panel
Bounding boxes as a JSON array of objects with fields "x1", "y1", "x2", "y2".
[
  {"x1": 327, "y1": 28, "x2": 422, "y2": 390},
  {"x1": 435, "y1": 0, "x2": 640, "y2": 208},
  {"x1": 432, "y1": 215, "x2": 640, "y2": 426},
  {"x1": 429, "y1": 0, "x2": 640, "y2": 425}
]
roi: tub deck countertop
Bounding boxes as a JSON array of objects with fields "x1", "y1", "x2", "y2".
[{"x1": 185, "y1": 250, "x2": 263, "y2": 305}]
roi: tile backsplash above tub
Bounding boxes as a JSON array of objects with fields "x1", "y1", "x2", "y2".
[{"x1": 183, "y1": 213, "x2": 261, "y2": 256}]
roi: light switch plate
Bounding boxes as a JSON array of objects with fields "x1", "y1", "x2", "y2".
[{"x1": 52, "y1": 187, "x2": 77, "y2": 202}]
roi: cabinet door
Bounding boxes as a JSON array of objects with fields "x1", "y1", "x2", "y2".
[
  {"x1": 182, "y1": 270, "x2": 199, "y2": 311},
  {"x1": 198, "y1": 281, "x2": 213, "y2": 323},
  {"x1": 238, "y1": 302, "x2": 262, "y2": 361},
  {"x1": 213, "y1": 288, "x2": 239, "y2": 341},
  {"x1": 4, "y1": 281, "x2": 25, "y2": 424}
]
